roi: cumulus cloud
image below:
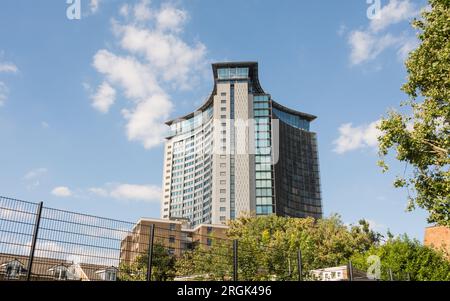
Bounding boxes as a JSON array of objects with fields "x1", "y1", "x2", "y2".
[
  {"x1": 333, "y1": 120, "x2": 381, "y2": 154},
  {"x1": 24, "y1": 168, "x2": 48, "y2": 180},
  {"x1": 89, "y1": 183, "x2": 162, "y2": 203},
  {"x1": 0, "y1": 82, "x2": 8, "y2": 106},
  {"x1": 347, "y1": 0, "x2": 421, "y2": 65},
  {"x1": 51, "y1": 186, "x2": 72, "y2": 197},
  {"x1": 349, "y1": 31, "x2": 401, "y2": 65},
  {"x1": 23, "y1": 168, "x2": 48, "y2": 190},
  {"x1": 91, "y1": 0, "x2": 207, "y2": 149},
  {"x1": 0, "y1": 62, "x2": 18, "y2": 73},
  {"x1": 156, "y1": 5, "x2": 188, "y2": 32},
  {"x1": 133, "y1": 0, "x2": 152, "y2": 21},
  {"x1": 0, "y1": 57, "x2": 18, "y2": 106},
  {"x1": 91, "y1": 81, "x2": 116, "y2": 113},
  {"x1": 90, "y1": 0, "x2": 101, "y2": 13},
  {"x1": 369, "y1": 0, "x2": 418, "y2": 33}
]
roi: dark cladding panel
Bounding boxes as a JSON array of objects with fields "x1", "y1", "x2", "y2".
[{"x1": 274, "y1": 120, "x2": 322, "y2": 219}]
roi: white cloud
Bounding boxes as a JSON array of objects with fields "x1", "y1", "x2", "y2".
[
  {"x1": 337, "y1": 24, "x2": 347, "y2": 37},
  {"x1": 397, "y1": 37, "x2": 419, "y2": 61},
  {"x1": 349, "y1": 31, "x2": 400, "y2": 65},
  {"x1": 41, "y1": 121, "x2": 50, "y2": 129},
  {"x1": 156, "y1": 5, "x2": 188, "y2": 32},
  {"x1": 121, "y1": 95, "x2": 172, "y2": 149},
  {"x1": 115, "y1": 23, "x2": 206, "y2": 88},
  {"x1": 24, "y1": 168, "x2": 47, "y2": 190},
  {"x1": 333, "y1": 120, "x2": 381, "y2": 154},
  {"x1": 119, "y1": 4, "x2": 129, "y2": 17},
  {"x1": 370, "y1": 0, "x2": 418, "y2": 33},
  {"x1": 0, "y1": 82, "x2": 8, "y2": 106},
  {"x1": 366, "y1": 219, "x2": 387, "y2": 232},
  {"x1": 91, "y1": 81, "x2": 116, "y2": 113},
  {"x1": 347, "y1": 0, "x2": 420, "y2": 65},
  {"x1": 92, "y1": 0, "x2": 207, "y2": 149},
  {"x1": 51, "y1": 186, "x2": 72, "y2": 197},
  {"x1": 89, "y1": 0, "x2": 102, "y2": 14},
  {"x1": 133, "y1": 0, "x2": 152, "y2": 21},
  {"x1": 93, "y1": 50, "x2": 162, "y2": 100},
  {"x1": 111, "y1": 184, "x2": 161, "y2": 202},
  {"x1": 24, "y1": 168, "x2": 48, "y2": 180},
  {"x1": 0, "y1": 62, "x2": 18, "y2": 73},
  {"x1": 90, "y1": 183, "x2": 162, "y2": 203},
  {"x1": 0, "y1": 57, "x2": 18, "y2": 106},
  {"x1": 88, "y1": 187, "x2": 108, "y2": 197}
]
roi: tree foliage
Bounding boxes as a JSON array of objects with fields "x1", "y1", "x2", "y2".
[
  {"x1": 378, "y1": 0, "x2": 450, "y2": 226},
  {"x1": 176, "y1": 215, "x2": 381, "y2": 281},
  {"x1": 119, "y1": 243, "x2": 176, "y2": 281},
  {"x1": 351, "y1": 234, "x2": 450, "y2": 281}
]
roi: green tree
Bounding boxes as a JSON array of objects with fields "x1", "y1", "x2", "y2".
[
  {"x1": 352, "y1": 234, "x2": 450, "y2": 281},
  {"x1": 119, "y1": 243, "x2": 176, "y2": 281},
  {"x1": 175, "y1": 238, "x2": 233, "y2": 281},
  {"x1": 175, "y1": 215, "x2": 382, "y2": 281},
  {"x1": 378, "y1": 0, "x2": 450, "y2": 226}
]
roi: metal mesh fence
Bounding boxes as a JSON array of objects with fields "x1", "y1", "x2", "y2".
[{"x1": 0, "y1": 196, "x2": 411, "y2": 282}]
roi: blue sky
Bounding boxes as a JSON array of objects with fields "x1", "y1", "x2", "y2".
[{"x1": 0, "y1": 0, "x2": 430, "y2": 240}]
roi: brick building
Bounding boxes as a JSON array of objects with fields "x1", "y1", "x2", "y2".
[{"x1": 424, "y1": 225, "x2": 450, "y2": 258}]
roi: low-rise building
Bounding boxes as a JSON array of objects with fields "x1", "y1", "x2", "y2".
[
  {"x1": 424, "y1": 225, "x2": 450, "y2": 258},
  {"x1": 119, "y1": 218, "x2": 228, "y2": 264},
  {"x1": 0, "y1": 253, "x2": 117, "y2": 281},
  {"x1": 310, "y1": 265, "x2": 370, "y2": 281}
]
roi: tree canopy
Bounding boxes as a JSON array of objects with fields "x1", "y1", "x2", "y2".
[
  {"x1": 176, "y1": 215, "x2": 382, "y2": 281},
  {"x1": 378, "y1": 0, "x2": 450, "y2": 226},
  {"x1": 352, "y1": 234, "x2": 450, "y2": 281}
]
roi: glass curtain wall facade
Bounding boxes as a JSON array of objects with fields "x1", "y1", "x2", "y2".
[
  {"x1": 162, "y1": 62, "x2": 322, "y2": 227},
  {"x1": 253, "y1": 95, "x2": 275, "y2": 215}
]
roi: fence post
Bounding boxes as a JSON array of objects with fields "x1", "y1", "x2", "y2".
[
  {"x1": 146, "y1": 224, "x2": 155, "y2": 281},
  {"x1": 297, "y1": 249, "x2": 303, "y2": 281},
  {"x1": 233, "y1": 240, "x2": 238, "y2": 281},
  {"x1": 389, "y1": 268, "x2": 394, "y2": 281},
  {"x1": 407, "y1": 272, "x2": 411, "y2": 281},
  {"x1": 26, "y1": 201, "x2": 43, "y2": 281},
  {"x1": 348, "y1": 260, "x2": 353, "y2": 282}
]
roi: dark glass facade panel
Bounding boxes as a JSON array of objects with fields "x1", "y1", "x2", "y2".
[{"x1": 274, "y1": 120, "x2": 322, "y2": 219}]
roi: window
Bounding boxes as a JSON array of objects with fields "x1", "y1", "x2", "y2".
[
  {"x1": 221, "y1": 99, "x2": 227, "y2": 104},
  {"x1": 3, "y1": 260, "x2": 25, "y2": 280},
  {"x1": 105, "y1": 270, "x2": 117, "y2": 281},
  {"x1": 169, "y1": 235, "x2": 175, "y2": 243},
  {"x1": 221, "y1": 107, "x2": 226, "y2": 112},
  {"x1": 220, "y1": 189, "x2": 226, "y2": 194},
  {"x1": 220, "y1": 172, "x2": 226, "y2": 176},
  {"x1": 169, "y1": 223, "x2": 176, "y2": 231},
  {"x1": 49, "y1": 265, "x2": 69, "y2": 281},
  {"x1": 221, "y1": 92, "x2": 226, "y2": 96},
  {"x1": 220, "y1": 198, "x2": 226, "y2": 202},
  {"x1": 254, "y1": 102, "x2": 269, "y2": 109},
  {"x1": 220, "y1": 115, "x2": 227, "y2": 119},
  {"x1": 168, "y1": 248, "x2": 175, "y2": 255},
  {"x1": 220, "y1": 216, "x2": 226, "y2": 221},
  {"x1": 55, "y1": 269, "x2": 67, "y2": 281},
  {"x1": 220, "y1": 207, "x2": 226, "y2": 212},
  {"x1": 220, "y1": 180, "x2": 226, "y2": 185},
  {"x1": 220, "y1": 163, "x2": 226, "y2": 168},
  {"x1": 207, "y1": 238, "x2": 212, "y2": 246}
]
